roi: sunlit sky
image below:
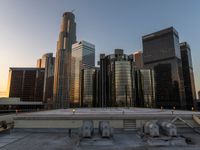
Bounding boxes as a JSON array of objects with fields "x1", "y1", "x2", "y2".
[{"x1": 0, "y1": 0, "x2": 200, "y2": 97}]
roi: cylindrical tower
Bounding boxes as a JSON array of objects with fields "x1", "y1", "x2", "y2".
[{"x1": 53, "y1": 12, "x2": 76, "y2": 108}]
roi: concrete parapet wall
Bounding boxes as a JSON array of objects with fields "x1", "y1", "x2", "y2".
[
  {"x1": 13, "y1": 108, "x2": 200, "y2": 130},
  {"x1": 14, "y1": 119, "x2": 124, "y2": 129}
]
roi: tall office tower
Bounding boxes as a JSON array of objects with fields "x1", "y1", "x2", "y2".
[
  {"x1": 37, "y1": 59, "x2": 42, "y2": 68},
  {"x1": 180, "y1": 42, "x2": 196, "y2": 110},
  {"x1": 81, "y1": 67, "x2": 99, "y2": 107},
  {"x1": 71, "y1": 41, "x2": 95, "y2": 106},
  {"x1": 7, "y1": 68, "x2": 45, "y2": 102},
  {"x1": 53, "y1": 12, "x2": 76, "y2": 108},
  {"x1": 37, "y1": 53, "x2": 55, "y2": 109},
  {"x1": 99, "y1": 49, "x2": 135, "y2": 107},
  {"x1": 135, "y1": 69, "x2": 155, "y2": 107},
  {"x1": 133, "y1": 51, "x2": 144, "y2": 69},
  {"x1": 143, "y1": 27, "x2": 185, "y2": 109}
]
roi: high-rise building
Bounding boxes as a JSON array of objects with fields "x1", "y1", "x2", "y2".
[
  {"x1": 180, "y1": 42, "x2": 196, "y2": 109},
  {"x1": 7, "y1": 68, "x2": 45, "y2": 102},
  {"x1": 99, "y1": 49, "x2": 135, "y2": 107},
  {"x1": 37, "y1": 59, "x2": 42, "y2": 68},
  {"x1": 81, "y1": 68, "x2": 99, "y2": 107},
  {"x1": 198, "y1": 91, "x2": 200, "y2": 100},
  {"x1": 135, "y1": 69, "x2": 155, "y2": 107},
  {"x1": 53, "y1": 12, "x2": 76, "y2": 108},
  {"x1": 142, "y1": 27, "x2": 185, "y2": 109},
  {"x1": 132, "y1": 51, "x2": 144, "y2": 69},
  {"x1": 71, "y1": 41, "x2": 95, "y2": 106},
  {"x1": 37, "y1": 53, "x2": 55, "y2": 109}
]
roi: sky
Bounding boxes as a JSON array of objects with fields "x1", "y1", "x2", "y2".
[{"x1": 0, "y1": 0, "x2": 200, "y2": 97}]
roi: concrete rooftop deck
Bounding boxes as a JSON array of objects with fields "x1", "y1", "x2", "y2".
[{"x1": 1, "y1": 108, "x2": 200, "y2": 149}]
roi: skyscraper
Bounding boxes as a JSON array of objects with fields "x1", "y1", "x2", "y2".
[
  {"x1": 53, "y1": 12, "x2": 76, "y2": 108},
  {"x1": 37, "y1": 53, "x2": 55, "y2": 109},
  {"x1": 99, "y1": 49, "x2": 135, "y2": 107},
  {"x1": 132, "y1": 51, "x2": 144, "y2": 70},
  {"x1": 142, "y1": 27, "x2": 185, "y2": 109},
  {"x1": 135, "y1": 69, "x2": 155, "y2": 107},
  {"x1": 71, "y1": 41, "x2": 95, "y2": 106},
  {"x1": 180, "y1": 42, "x2": 196, "y2": 109},
  {"x1": 37, "y1": 59, "x2": 42, "y2": 68},
  {"x1": 198, "y1": 91, "x2": 200, "y2": 100},
  {"x1": 81, "y1": 67, "x2": 99, "y2": 107}
]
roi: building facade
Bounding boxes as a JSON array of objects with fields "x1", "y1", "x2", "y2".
[
  {"x1": 81, "y1": 68, "x2": 99, "y2": 107},
  {"x1": 135, "y1": 69, "x2": 155, "y2": 108},
  {"x1": 37, "y1": 53, "x2": 55, "y2": 109},
  {"x1": 7, "y1": 68, "x2": 45, "y2": 102},
  {"x1": 142, "y1": 27, "x2": 185, "y2": 109},
  {"x1": 53, "y1": 12, "x2": 76, "y2": 108},
  {"x1": 180, "y1": 42, "x2": 196, "y2": 110},
  {"x1": 198, "y1": 91, "x2": 200, "y2": 100},
  {"x1": 99, "y1": 49, "x2": 135, "y2": 107},
  {"x1": 132, "y1": 51, "x2": 144, "y2": 70},
  {"x1": 71, "y1": 41, "x2": 95, "y2": 106}
]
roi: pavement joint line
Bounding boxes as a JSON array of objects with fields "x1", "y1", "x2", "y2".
[{"x1": 0, "y1": 132, "x2": 31, "y2": 149}]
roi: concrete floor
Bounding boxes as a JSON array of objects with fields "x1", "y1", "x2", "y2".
[
  {"x1": 1, "y1": 109, "x2": 200, "y2": 150},
  {"x1": 0, "y1": 131, "x2": 200, "y2": 150}
]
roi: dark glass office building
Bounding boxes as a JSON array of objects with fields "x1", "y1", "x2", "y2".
[
  {"x1": 180, "y1": 42, "x2": 196, "y2": 110},
  {"x1": 198, "y1": 91, "x2": 200, "y2": 100},
  {"x1": 81, "y1": 68, "x2": 99, "y2": 107},
  {"x1": 37, "y1": 53, "x2": 55, "y2": 109},
  {"x1": 7, "y1": 68, "x2": 45, "y2": 102},
  {"x1": 135, "y1": 69, "x2": 155, "y2": 108},
  {"x1": 143, "y1": 27, "x2": 185, "y2": 109},
  {"x1": 99, "y1": 49, "x2": 135, "y2": 107}
]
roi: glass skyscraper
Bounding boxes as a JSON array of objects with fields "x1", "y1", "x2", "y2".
[
  {"x1": 53, "y1": 12, "x2": 76, "y2": 108},
  {"x1": 180, "y1": 42, "x2": 196, "y2": 110},
  {"x1": 99, "y1": 49, "x2": 135, "y2": 107},
  {"x1": 71, "y1": 41, "x2": 95, "y2": 106},
  {"x1": 81, "y1": 68, "x2": 99, "y2": 107},
  {"x1": 143, "y1": 27, "x2": 185, "y2": 109},
  {"x1": 135, "y1": 69, "x2": 155, "y2": 108},
  {"x1": 37, "y1": 53, "x2": 55, "y2": 109}
]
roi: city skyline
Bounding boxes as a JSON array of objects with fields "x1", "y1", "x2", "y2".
[{"x1": 0, "y1": 0, "x2": 200, "y2": 97}]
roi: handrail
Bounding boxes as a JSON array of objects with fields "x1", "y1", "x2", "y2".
[{"x1": 171, "y1": 115, "x2": 200, "y2": 134}]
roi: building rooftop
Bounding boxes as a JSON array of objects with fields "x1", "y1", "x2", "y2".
[
  {"x1": 1, "y1": 108, "x2": 200, "y2": 149},
  {"x1": 1, "y1": 131, "x2": 200, "y2": 150},
  {"x1": 142, "y1": 26, "x2": 179, "y2": 40},
  {"x1": 72, "y1": 40, "x2": 95, "y2": 49},
  {"x1": 9, "y1": 67, "x2": 45, "y2": 71}
]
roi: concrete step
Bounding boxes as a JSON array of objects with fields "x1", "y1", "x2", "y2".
[{"x1": 123, "y1": 120, "x2": 136, "y2": 131}]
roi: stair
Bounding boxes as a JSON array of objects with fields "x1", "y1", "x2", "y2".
[{"x1": 123, "y1": 120, "x2": 137, "y2": 131}]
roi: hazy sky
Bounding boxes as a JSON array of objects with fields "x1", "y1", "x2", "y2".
[{"x1": 0, "y1": 0, "x2": 200, "y2": 96}]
